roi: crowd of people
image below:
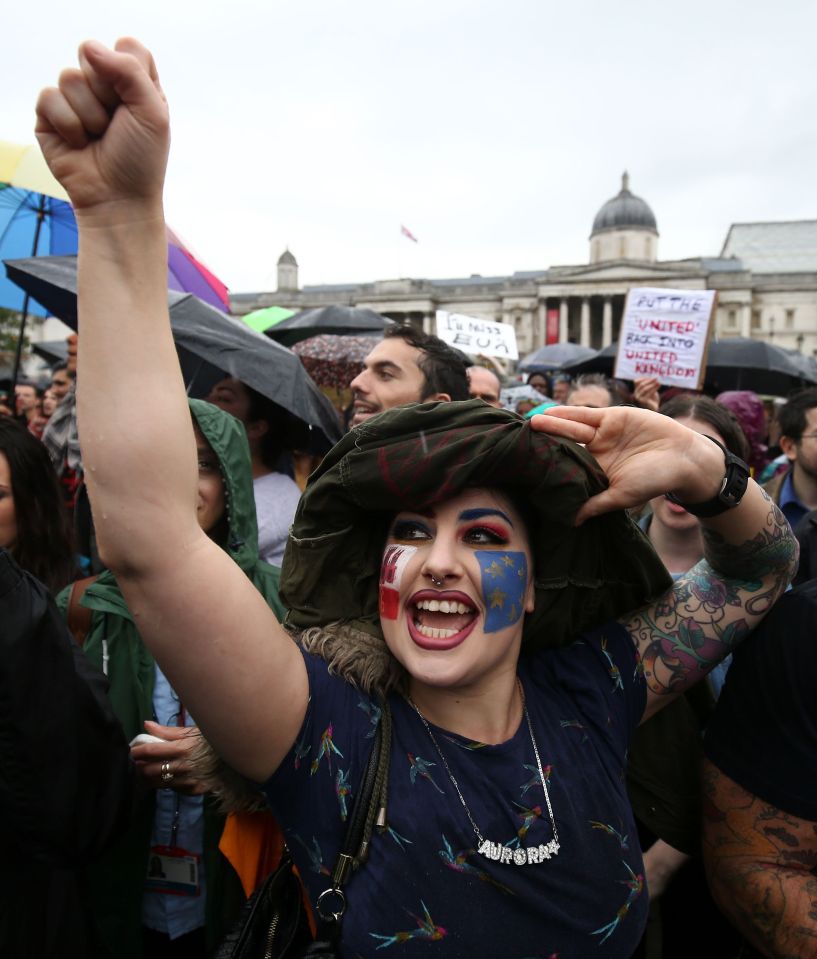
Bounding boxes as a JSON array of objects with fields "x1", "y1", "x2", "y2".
[{"x1": 0, "y1": 36, "x2": 814, "y2": 959}]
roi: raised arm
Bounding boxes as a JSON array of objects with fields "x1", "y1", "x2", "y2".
[
  {"x1": 35, "y1": 40, "x2": 307, "y2": 781},
  {"x1": 531, "y1": 406, "x2": 797, "y2": 719}
]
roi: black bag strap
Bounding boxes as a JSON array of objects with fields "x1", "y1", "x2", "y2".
[{"x1": 312, "y1": 700, "x2": 392, "y2": 938}]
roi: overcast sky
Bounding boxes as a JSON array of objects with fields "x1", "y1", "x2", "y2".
[{"x1": 6, "y1": 0, "x2": 817, "y2": 294}]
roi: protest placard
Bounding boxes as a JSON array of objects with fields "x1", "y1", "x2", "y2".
[
  {"x1": 614, "y1": 287, "x2": 717, "y2": 388},
  {"x1": 435, "y1": 310, "x2": 518, "y2": 360}
]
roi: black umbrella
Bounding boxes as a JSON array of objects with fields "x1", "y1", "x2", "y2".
[
  {"x1": 31, "y1": 339, "x2": 69, "y2": 365},
  {"x1": 562, "y1": 343, "x2": 617, "y2": 377},
  {"x1": 564, "y1": 337, "x2": 816, "y2": 396},
  {"x1": 518, "y1": 343, "x2": 596, "y2": 373},
  {"x1": 266, "y1": 305, "x2": 393, "y2": 348},
  {"x1": 4, "y1": 255, "x2": 343, "y2": 449}
]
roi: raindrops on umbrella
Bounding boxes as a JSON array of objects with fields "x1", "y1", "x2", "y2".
[{"x1": 292, "y1": 333, "x2": 381, "y2": 413}]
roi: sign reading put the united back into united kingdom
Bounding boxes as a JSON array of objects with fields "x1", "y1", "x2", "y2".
[
  {"x1": 435, "y1": 310, "x2": 519, "y2": 360},
  {"x1": 614, "y1": 287, "x2": 717, "y2": 389}
]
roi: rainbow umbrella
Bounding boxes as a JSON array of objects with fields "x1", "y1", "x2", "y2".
[
  {"x1": 0, "y1": 141, "x2": 77, "y2": 314},
  {"x1": 0, "y1": 140, "x2": 78, "y2": 384},
  {"x1": 0, "y1": 141, "x2": 231, "y2": 349},
  {"x1": 166, "y1": 225, "x2": 230, "y2": 312}
]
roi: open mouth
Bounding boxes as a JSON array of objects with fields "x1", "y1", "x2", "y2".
[{"x1": 408, "y1": 591, "x2": 479, "y2": 649}]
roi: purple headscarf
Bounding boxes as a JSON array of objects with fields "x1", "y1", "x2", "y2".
[{"x1": 716, "y1": 391, "x2": 769, "y2": 474}]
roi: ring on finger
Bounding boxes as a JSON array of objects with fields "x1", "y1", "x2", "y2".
[{"x1": 160, "y1": 761, "x2": 174, "y2": 784}]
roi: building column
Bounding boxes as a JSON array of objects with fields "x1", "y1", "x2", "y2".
[
  {"x1": 580, "y1": 298, "x2": 591, "y2": 347},
  {"x1": 538, "y1": 301, "x2": 546, "y2": 347},
  {"x1": 602, "y1": 296, "x2": 613, "y2": 346},
  {"x1": 423, "y1": 312, "x2": 434, "y2": 334},
  {"x1": 559, "y1": 298, "x2": 569, "y2": 342},
  {"x1": 740, "y1": 303, "x2": 751, "y2": 338}
]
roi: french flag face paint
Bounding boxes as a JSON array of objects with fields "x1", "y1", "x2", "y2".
[
  {"x1": 476, "y1": 550, "x2": 528, "y2": 633},
  {"x1": 379, "y1": 544, "x2": 418, "y2": 620}
]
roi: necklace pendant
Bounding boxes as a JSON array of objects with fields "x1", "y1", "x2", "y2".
[{"x1": 477, "y1": 838, "x2": 560, "y2": 866}]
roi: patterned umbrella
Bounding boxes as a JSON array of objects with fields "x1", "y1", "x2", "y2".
[{"x1": 292, "y1": 333, "x2": 381, "y2": 413}]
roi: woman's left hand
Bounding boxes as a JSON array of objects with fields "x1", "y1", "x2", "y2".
[
  {"x1": 130, "y1": 721, "x2": 208, "y2": 795},
  {"x1": 530, "y1": 405, "x2": 723, "y2": 524}
]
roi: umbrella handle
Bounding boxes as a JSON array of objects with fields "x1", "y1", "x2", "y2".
[
  {"x1": 186, "y1": 356, "x2": 206, "y2": 396},
  {"x1": 10, "y1": 296, "x2": 31, "y2": 392},
  {"x1": 11, "y1": 194, "x2": 48, "y2": 391}
]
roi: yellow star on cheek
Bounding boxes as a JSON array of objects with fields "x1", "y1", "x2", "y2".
[
  {"x1": 501, "y1": 554, "x2": 515, "y2": 567},
  {"x1": 486, "y1": 561, "x2": 504, "y2": 578},
  {"x1": 508, "y1": 603, "x2": 518, "y2": 621},
  {"x1": 489, "y1": 588, "x2": 507, "y2": 609}
]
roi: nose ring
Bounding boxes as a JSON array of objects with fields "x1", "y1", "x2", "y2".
[{"x1": 430, "y1": 575, "x2": 444, "y2": 588}]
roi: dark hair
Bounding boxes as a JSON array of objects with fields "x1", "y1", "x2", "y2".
[
  {"x1": 0, "y1": 418, "x2": 76, "y2": 593},
  {"x1": 383, "y1": 325, "x2": 470, "y2": 401},
  {"x1": 15, "y1": 380, "x2": 41, "y2": 396},
  {"x1": 776, "y1": 388, "x2": 817, "y2": 442},
  {"x1": 567, "y1": 373, "x2": 622, "y2": 406},
  {"x1": 526, "y1": 372, "x2": 550, "y2": 394},
  {"x1": 659, "y1": 394, "x2": 750, "y2": 461},
  {"x1": 52, "y1": 362, "x2": 75, "y2": 381},
  {"x1": 244, "y1": 383, "x2": 308, "y2": 468}
]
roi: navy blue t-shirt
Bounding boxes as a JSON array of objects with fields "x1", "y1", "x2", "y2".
[{"x1": 264, "y1": 622, "x2": 647, "y2": 957}]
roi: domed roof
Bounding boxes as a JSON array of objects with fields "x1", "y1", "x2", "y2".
[
  {"x1": 591, "y1": 172, "x2": 658, "y2": 235},
  {"x1": 278, "y1": 248, "x2": 298, "y2": 266}
]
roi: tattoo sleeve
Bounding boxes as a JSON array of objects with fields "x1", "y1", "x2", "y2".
[
  {"x1": 624, "y1": 492, "x2": 798, "y2": 702},
  {"x1": 702, "y1": 761, "x2": 817, "y2": 959},
  {"x1": 702, "y1": 493, "x2": 797, "y2": 600}
]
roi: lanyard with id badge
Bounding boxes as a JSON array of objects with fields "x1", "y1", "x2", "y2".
[{"x1": 144, "y1": 699, "x2": 201, "y2": 898}]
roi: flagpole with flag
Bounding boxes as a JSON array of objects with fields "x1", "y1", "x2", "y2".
[{"x1": 397, "y1": 224, "x2": 419, "y2": 280}]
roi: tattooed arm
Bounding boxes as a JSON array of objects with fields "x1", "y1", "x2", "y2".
[
  {"x1": 531, "y1": 406, "x2": 797, "y2": 716},
  {"x1": 702, "y1": 760, "x2": 817, "y2": 959},
  {"x1": 623, "y1": 486, "x2": 796, "y2": 720}
]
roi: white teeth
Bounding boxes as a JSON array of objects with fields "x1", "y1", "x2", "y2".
[
  {"x1": 416, "y1": 599, "x2": 473, "y2": 614},
  {"x1": 415, "y1": 623, "x2": 458, "y2": 639}
]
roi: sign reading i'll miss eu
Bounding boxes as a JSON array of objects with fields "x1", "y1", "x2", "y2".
[
  {"x1": 614, "y1": 288, "x2": 717, "y2": 388},
  {"x1": 436, "y1": 310, "x2": 519, "y2": 360}
]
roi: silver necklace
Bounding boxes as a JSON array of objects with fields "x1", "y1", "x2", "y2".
[{"x1": 409, "y1": 679, "x2": 560, "y2": 866}]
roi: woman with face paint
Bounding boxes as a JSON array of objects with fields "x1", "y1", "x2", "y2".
[{"x1": 35, "y1": 40, "x2": 798, "y2": 957}]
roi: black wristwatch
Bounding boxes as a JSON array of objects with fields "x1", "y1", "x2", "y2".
[{"x1": 665, "y1": 435, "x2": 750, "y2": 518}]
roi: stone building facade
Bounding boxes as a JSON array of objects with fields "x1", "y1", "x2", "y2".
[{"x1": 231, "y1": 174, "x2": 817, "y2": 359}]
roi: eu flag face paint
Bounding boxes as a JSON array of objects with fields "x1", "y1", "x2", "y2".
[{"x1": 476, "y1": 550, "x2": 528, "y2": 632}]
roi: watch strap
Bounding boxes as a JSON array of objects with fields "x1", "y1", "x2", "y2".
[{"x1": 665, "y1": 435, "x2": 750, "y2": 518}]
